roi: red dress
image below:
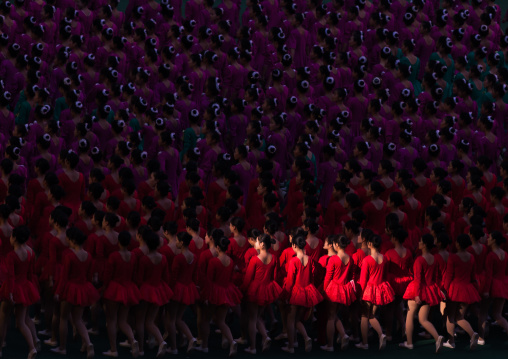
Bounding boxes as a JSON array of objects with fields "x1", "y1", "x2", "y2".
[
  {"x1": 0, "y1": 249, "x2": 40, "y2": 305},
  {"x1": 362, "y1": 201, "x2": 389, "y2": 235},
  {"x1": 58, "y1": 172, "x2": 85, "y2": 218},
  {"x1": 201, "y1": 257, "x2": 242, "y2": 306},
  {"x1": 55, "y1": 249, "x2": 100, "y2": 306},
  {"x1": 282, "y1": 257, "x2": 323, "y2": 307},
  {"x1": 96, "y1": 235, "x2": 119, "y2": 282},
  {"x1": 188, "y1": 238, "x2": 208, "y2": 264},
  {"x1": 466, "y1": 244, "x2": 488, "y2": 294},
  {"x1": 385, "y1": 249, "x2": 414, "y2": 296},
  {"x1": 304, "y1": 239, "x2": 324, "y2": 264},
  {"x1": 196, "y1": 249, "x2": 215, "y2": 291},
  {"x1": 323, "y1": 255, "x2": 356, "y2": 305},
  {"x1": 103, "y1": 252, "x2": 140, "y2": 306},
  {"x1": 136, "y1": 255, "x2": 173, "y2": 306},
  {"x1": 358, "y1": 256, "x2": 395, "y2": 305},
  {"x1": 44, "y1": 235, "x2": 68, "y2": 288},
  {"x1": 158, "y1": 244, "x2": 177, "y2": 271},
  {"x1": 241, "y1": 255, "x2": 282, "y2": 306},
  {"x1": 484, "y1": 250, "x2": 508, "y2": 300},
  {"x1": 434, "y1": 252, "x2": 448, "y2": 291},
  {"x1": 443, "y1": 254, "x2": 481, "y2": 304},
  {"x1": 403, "y1": 256, "x2": 445, "y2": 306},
  {"x1": 352, "y1": 248, "x2": 367, "y2": 296},
  {"x1": 170, "y1": 253, "x2": 200, "y2": 305}
]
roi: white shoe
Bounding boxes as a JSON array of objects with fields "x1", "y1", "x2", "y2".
[
  {"x1": 156, "y1": 342, "x2": 167, "y2": 358},
  {"x1": 340, "y1": 335, "x2": 349, "y2": 350},
  {"x1": 119, "y1": 340, "x2": 131, "y2": 348},
  {"x1": 399, "y1": 341, "x2": 413, "y2": 350},
  {"x1": 229, "y1": 341, "x2": 237, "y2": 357},
  {"x1": 478, "y1": 338, "x2": 485, "y2": 346},
  {"x1": 436, "y1": 336, "x2": 444, "y2": 353},
  {"x1": 443, "y1": 340, "x2": 455, "y2": 349},
  {"x1": 320, "y1": 345, "x2": 333, "y2": 352},
  {"x1": 355, "y1": 343, "x2": 368, "y2": 350},
  {"x1": 262, "y1": 337, "x2": 271, "y2": 352},
  {"x1": 379, "y1": 334, "x2": 387, "y2": 350},
  {"x1": 187, "y1": 338, "x2": 197, "y2": 353},
  {"x1": 244, "y1": 348, "x2": 256, "y2": 354},
  {"x1": 305, "y1": 337, "x2": 312, "y2": 352},
  {"x1": 281, "y1": 346, "x2": 294, "y2": 353},
  {"x1": 470, "y1": 333, "x2": 479, "y2": 350}
]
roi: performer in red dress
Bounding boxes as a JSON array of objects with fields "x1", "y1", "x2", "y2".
[
  {"x1": 241, "y1": 234, "x2": 281, "y2": 354},
  {"x1": 357, "y1": 235, "x2": 394, "y2": 350},
  {"x1": 167, "y1": 232, "x2": 199, "y2": 354},
  {"x1": 0, "y1": 226, "x2": 39, "y2": 359},
  {"x1": 52, "y1": 227, "x2": 99, "y2": 358},
  {"x1": 443, "y1": 234, "x2": 480, "y2": 350},
  {"x1": 201, "y1": 236, "x2": 241, "y2": 356},
  {"x1": 484, "y1": 232, "x2": 508, "y2": 343},
  {"x1": 401, "y1": 234, "x2": 444, "y2": 351},
  {"x1": 385, "y1": 228, "x2": 413, "y2": 340},
  {"x1": 281, "y1": 233, "x2": 323, "y2": 353},
  {"x1": 321, "y1": 235, "x2": 355, "y2": 351},
  {"x1": 101, "y1": 231, "x2": 139, "y2": 358},
  {"x1": 135, "y1": 230, "x2": 171, "y2": 358}
]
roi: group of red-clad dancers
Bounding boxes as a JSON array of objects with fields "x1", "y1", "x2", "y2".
[{"x1": 1, "y1": 0, "x2": 508, "y2": 358}]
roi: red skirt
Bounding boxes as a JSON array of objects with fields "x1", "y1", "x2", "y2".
[
  {"x1": 286, "y1": 284, "x2": 323, "y2": 308},
  {"x1": 362, "y1": 282, "x2": 395, "y2": 306},
  {"x1": 103, "y1": 281, "x2": 140, "y2": 306},
  {"x1": 325, "y1": 280, "x2": 356, "y2": 305},
  {"x1": 403, "y1": 282, "x2": 445, "y2": 306},
  {"x1": 202, "y1": 283, "x2": 242, "y2": 307},
  {"x1": 139, "y1": 282, "x2": 173, "y2": 306},
  {"x1": 389, "y1": 275, "x2": 413, "y2": 296},
  {"x1": 447, "y1": 282, "x2": 480, "y2": 304},
  {"x1": 0, "y1": 280, "x2": 40, "y2": 306},
  {"x1": 61, "y1": 282, "x2": 100, "y2": 306},
  {"x1": 489, "y1": 278, "x2": 508, "y2": 300},
  {"x1": 246, "y1": 281, "x2": 282, "y2": 306},
  {"x1": 172, "y1": 282, "x2": 200, "y2": 305}
]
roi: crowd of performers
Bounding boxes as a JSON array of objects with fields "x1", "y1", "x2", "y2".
[{"x1": 0, "y1": 0, "x2": 508, "y2": 358}]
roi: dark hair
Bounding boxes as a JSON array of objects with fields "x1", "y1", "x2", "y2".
[
  {"x1": 118, "y1": 231, "x2": 132, "y2": 247},
  {"x1": 177, "y1": 232, "x2": 193, "y2": 247},
  {"x1": 66, "y1": 227, "x2": 86, "y2": 245},
  {"x1": 216, "y1": 236, "x2": 230, "y2": 252},
  {"x1": 367, "y1": 234, "x2": 382, "y2": 249},
  {"x1": 144, "y1": 230, "x2": 161, "y2": 251},
  {"x1": 456, "y1": 234, "x2": 472, "y2": 250},
  {"x1": 491, "y1": 231, "x2": 507, "y2": 246},
  {"x1": 421, "y1": 233, "x2": 435, "y2": 250},
  {"x1": 12, "y1": 225, "x2": 30, "y2": 244},
  {"x1": 258, "y1": 233, "x2": 275, "y2": 249},
  {"x1": 333, "y1": 235, "x2": 350, "y2": 249}
]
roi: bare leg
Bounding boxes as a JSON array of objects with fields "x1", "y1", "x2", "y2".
[
  {"x1": 286, "y1": 305, "x2": 297, "y2": 349},
  {"x1": 57, "y1": 301, "x2": 71, "y2": 351},
  {"x1": 326, "y1": 302, "x2": 338, "y2": 347},
  {"x1": 418, "y1": 305, "x2": 439, "y2": 341},
  {"x1": 199, "y1": 303, "x2": 211, "y2": 350},
  {"x1": 214, "y1": 305, "x2": 233, "y2": 345},
  {"x1": 145, "y1": 304, "x2": 164, "y2": 345},
  {"x1": 104, "y1": 300, "x2": 119, "y2": 353},
  {"x1": 71, "y1": 305, "x2": 91, "y2": 347},
  {"x1": 405, "y1": 300, "x2": 418, "y2": 346},
  {"x1": 118, "y1": 304, "x2": 136, "y2": 344},
  {"x1": 455, "y1": 303, "x2": 475, "y2": 337},
  {"x1": 492, "y1": 299, "x2": 508, "y2": 333},
  {"x1": 176, "y1": 303, "x2": 194, "y2": 343},
  {"x1": 135, "y1": 303, "x2": 147, "y2": 353},
  {"x1": 247, "y1": 301, "x2": 258, "y2": 350},
  {"x1": 167, "y1": 302, "x2": 178, "y2": 350},
  {"x1": 15, "y1": 305, "x2": 35, "y2": 351}
]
